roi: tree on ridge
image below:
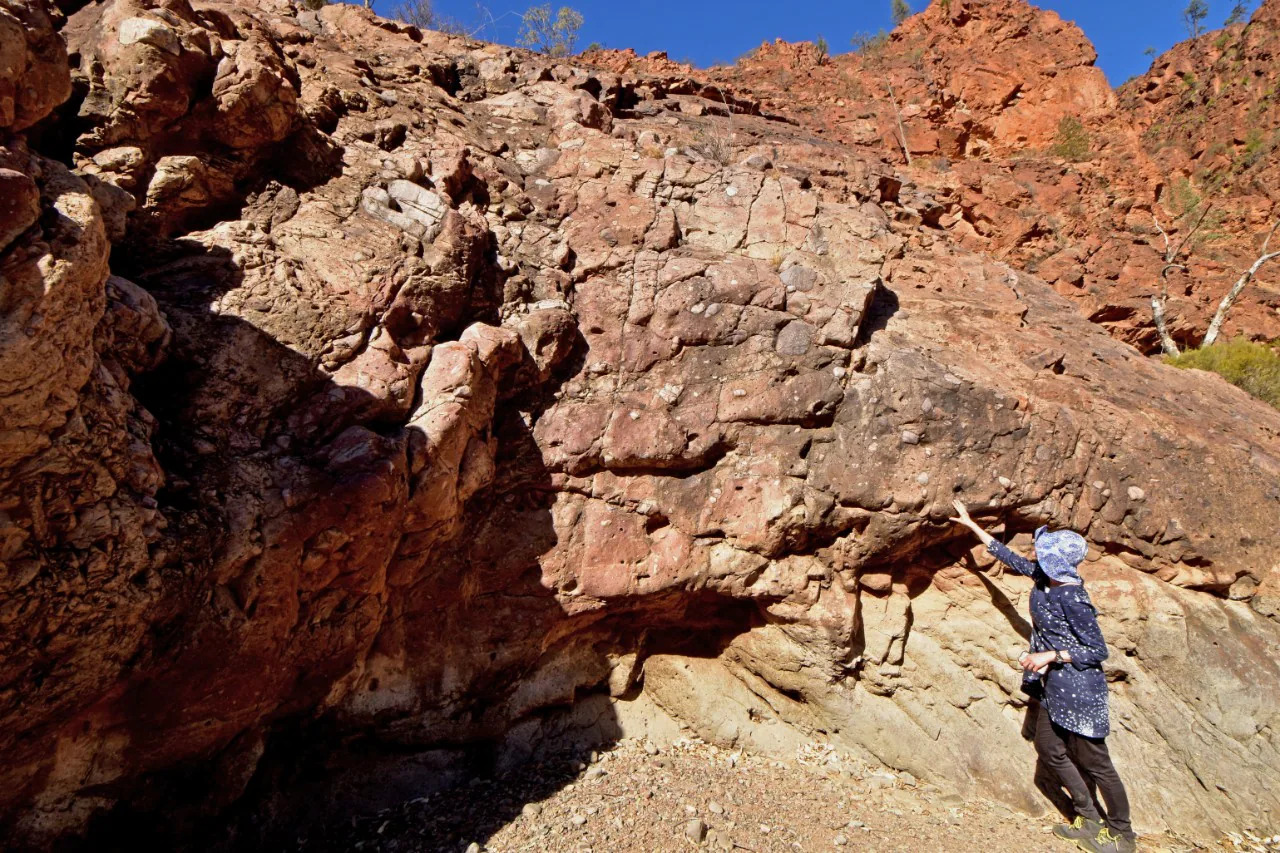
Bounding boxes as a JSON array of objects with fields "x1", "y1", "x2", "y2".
[
  {"x1": 390, "y1": 0, "x2": 436, "y2": 29},
  {"x1": 892, "y1": 0, "x2": 912, "y2": 26},
  {"x1": 518, "y1": 5, "x2": 585, "y2": 57},
  {"x1": 1183, "y1": 0, "x2": 1209, "y2": 37}
]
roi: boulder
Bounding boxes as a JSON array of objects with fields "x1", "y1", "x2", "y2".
[{"x1": 0, "y1": 0, "x2": 70, "y2": 130}]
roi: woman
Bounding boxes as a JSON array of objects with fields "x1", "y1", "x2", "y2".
[{"x1": 949, "y1": 500, "x2": 1136, "y2": 853}]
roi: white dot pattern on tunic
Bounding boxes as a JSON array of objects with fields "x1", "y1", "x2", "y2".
[{"x1": 988, "y1": 540, "x2": 1111, "y2": 739}]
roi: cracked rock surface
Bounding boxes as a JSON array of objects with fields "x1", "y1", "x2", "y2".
[{"x1": 1, "y1": 0, "x2": 1278, "y2": 846}]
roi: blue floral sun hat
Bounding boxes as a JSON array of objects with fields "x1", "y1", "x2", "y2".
[{"x1": 1034, "y1": 526, "x2": 1088, "y2": 583}]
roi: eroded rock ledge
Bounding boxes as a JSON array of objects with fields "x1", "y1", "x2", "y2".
[{"x1": 1, "y1": 0, "x2": 1278, "y2": 846}]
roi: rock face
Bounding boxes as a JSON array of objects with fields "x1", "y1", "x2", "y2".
[
  {"x1": 1118, "y1": 0, "x2": 1280, "y2": 325},
  {"x1": 1, "y1": 0, "x2": 1279, "y2": 847},
  {"x1": 889, "y1": 0, "x2": 1116, "y2": 153},
  {"x1": 710, "y1": 0, "x2": 1280, "y2": 352},
  {"x1": 0, "y1": 0, "x2": 71, "y2": 131}
]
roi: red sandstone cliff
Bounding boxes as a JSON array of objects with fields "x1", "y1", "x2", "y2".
[
  {"x1": 1, "y1": 0, "x2": 1279, "y2": 847},
  {"x1": 668, "y1": 0, "x2": 1280, "y2": 351}
]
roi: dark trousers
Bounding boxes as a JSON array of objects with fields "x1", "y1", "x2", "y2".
[{"x1": 1033, "y1": 702, "x2": 1133, "y2": 837}]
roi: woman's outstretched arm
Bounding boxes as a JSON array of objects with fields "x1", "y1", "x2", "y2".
[{"x1": 949, "y1": 500, "x2": 1036, "y2": 578}]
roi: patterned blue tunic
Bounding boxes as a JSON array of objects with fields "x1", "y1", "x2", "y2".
[{"x1": 987, "y1": 540, "x2": 1111, "y2": 738}]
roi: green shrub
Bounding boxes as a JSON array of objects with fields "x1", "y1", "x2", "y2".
[
  {"x1": 518, "y1": 4, "x2": 584, "y2": 56},
  {"x1": 693, "y1": 125, "x2": 735, "y2": 165},
  {"x1": 1167, "y1": 339, "x2": 1280, "y2": 408},
  {"x1": 892, "y1": 0, "x2": 912, "y2": 26},
  {"x1": 1051, "y1": 116, "x2": 1091, "y2": 162},
  {"x1": 1164, "y1": 176, "x2": 1201, "y2": 217},
  {"x1": 1242, "y1": 128, "x2": 1269, "y2": 167},
  {"x1": 1158, "y1": 176, "x2": 1227, "y2": 248},
  {"x1": 815, "y1": 35, "x2": 829, "y2": 58},
  {"x1": 850, "y1": 29, "x2": 889, "y2": 54}
]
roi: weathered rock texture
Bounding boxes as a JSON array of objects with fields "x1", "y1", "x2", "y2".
[
  {"x1": 1, "y1": 0, "x2": 1279, "y2": 847},
  {"x1": 695, "y1": 0, "x2": 1280, "y2": 351}
]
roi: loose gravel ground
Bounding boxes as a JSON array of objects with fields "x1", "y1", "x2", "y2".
[{"x1": 300, "y1": 736, "x2": 1209, "y2": 853}]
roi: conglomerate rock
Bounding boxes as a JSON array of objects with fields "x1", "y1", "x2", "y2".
[
  {"x1": 1, "y1": 0, "x2": 1279, "y2": 847},
  {"x1": 0, "y1": 0, "x2": 71, "y2": 132}
]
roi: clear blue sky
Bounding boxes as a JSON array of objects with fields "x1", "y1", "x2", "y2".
[{"x1": 373, "y1": 0, "x2": 1261, "y2": 85}]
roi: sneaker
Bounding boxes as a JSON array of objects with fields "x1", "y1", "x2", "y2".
[
  {"x1": 1053, "y1": 816, "x2": 1104, "y2": 842},
  {"x1": 1077, "y1": 826, "x2": 1137, "y2": 853}
]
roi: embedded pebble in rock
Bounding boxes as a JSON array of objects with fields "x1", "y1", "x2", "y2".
[
  {"x1": 775, "y1": 320, "x2": 815, "y2": 355},
  {"x1": 116, "y1": 17, "x2": 181, "y2": 54},
  {"x1": 780, "y1": 265, "x2": 819, "y2": 292}
]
